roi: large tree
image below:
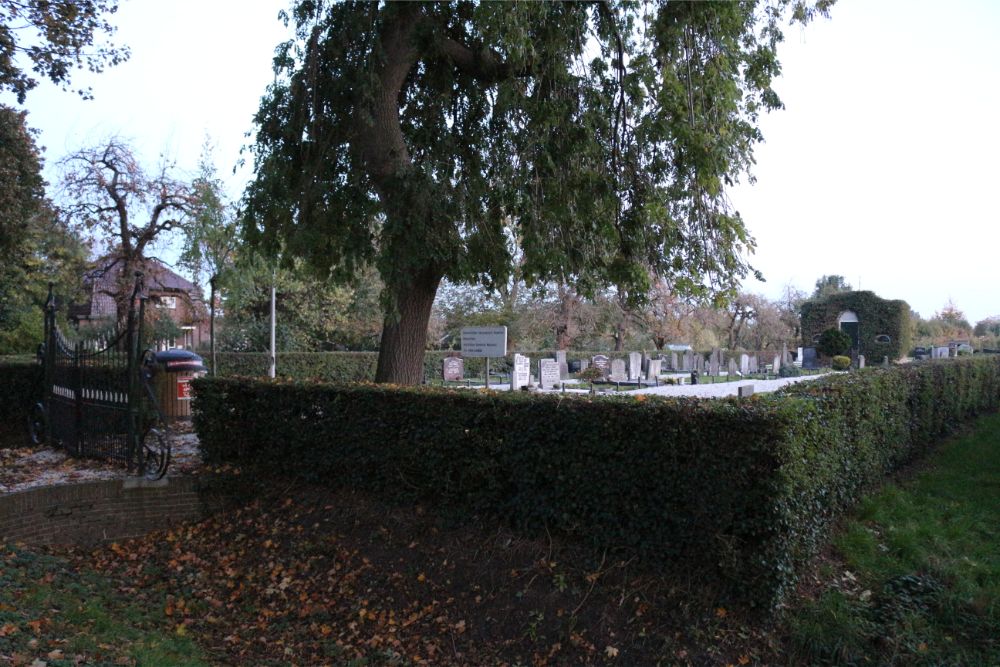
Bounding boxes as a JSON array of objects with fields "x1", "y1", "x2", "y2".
[
  {"x1": 58, "y1": 139, "x2": 193, "y2": 315},
  {"x1": 245, "y1": 0, "x2": 832, "y2": 384},
  {"x1": 0, "y1": 0, "x2": 128, "y2": 103}
]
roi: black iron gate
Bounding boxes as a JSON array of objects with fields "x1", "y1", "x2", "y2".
[{"x1": 32, "y1": 275, "x2": 170, "y2": 479}]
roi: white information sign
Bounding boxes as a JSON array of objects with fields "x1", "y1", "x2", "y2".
[{"x1": 461, "y1": 326, "x2": 508, "y2": 358}]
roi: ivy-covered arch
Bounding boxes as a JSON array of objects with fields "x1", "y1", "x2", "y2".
[{"x1": 800, "y1": 291, "x2": 911, "y2": 361}]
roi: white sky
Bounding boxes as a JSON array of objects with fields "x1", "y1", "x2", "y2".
[{"x1": 8, "y1": 0, "x2": 1000, "y2": 323}]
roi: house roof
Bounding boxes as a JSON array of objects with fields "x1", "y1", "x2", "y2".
[{"x1": 70, "y1": 257, "x2": 207, "y2": 321}]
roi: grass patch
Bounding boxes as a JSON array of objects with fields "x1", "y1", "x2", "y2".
[
  {"x1": 0, "y1": 542, "x2": 211, "y2": 666},
  {"x1": 786, "y1": 411, "x2": 1000, "y2": 665}
]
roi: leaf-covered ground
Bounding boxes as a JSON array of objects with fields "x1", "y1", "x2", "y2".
[
  {"x1": 53, "y1": 482, "x2": 765, "y2": 666},
  {"x1": 5, "y1": 412, "x2": 998, "y2": 665}
]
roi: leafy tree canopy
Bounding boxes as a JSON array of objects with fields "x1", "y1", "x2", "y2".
[
  {"x1": 0, "y1": 0, "x2": 128, "y2": 103},
  {"x1": 812, "y1": 274, "x2": 851, "y2": 299},
  {"x1": 0, "y1": 104, "x2": 44, "y2": 263},
  {"x1": 245, "y1": 0, "x2": 833, "y2": 383}
]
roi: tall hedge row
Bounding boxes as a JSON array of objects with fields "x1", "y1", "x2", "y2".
[
  {"x1": 0, "y1": 361, "x2": 42, "y2": 446},
  {"x1": 193, "y1": 356, "x2": 1000, "y2": 605}
]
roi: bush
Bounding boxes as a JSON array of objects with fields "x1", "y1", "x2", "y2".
[
  {"x1": 831, "y1": 355, "x2": 852, "y2": 371},
  {"x1": 193, "y1": 356, "x2": 1000, "y2": 607},
  {"x1": 778, "y1": 364, "x2": 803, "y2": 378},
  {"x1": 818, "y1": 328, "x2": 852, "y2": 357},
  {"x1": 577, "y1": 365, "x2": 604, "y2": 382}
]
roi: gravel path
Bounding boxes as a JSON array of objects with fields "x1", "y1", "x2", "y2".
[{"x1": 631, "y1": 373, "x2": 829, "y2": 398}]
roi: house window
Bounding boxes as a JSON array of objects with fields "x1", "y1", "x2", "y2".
[{"x1": 155, "y1": 296, "x2": 177, "y2": 309}]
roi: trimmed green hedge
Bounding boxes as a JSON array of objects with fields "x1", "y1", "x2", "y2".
[
  {"x1": 0, "y1": 361, "x2": 42, "y2": 446},
  {"x1": 192, "y1": 356, "x2": 1000, "y2": 606}
]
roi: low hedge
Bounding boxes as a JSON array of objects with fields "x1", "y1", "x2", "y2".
[
  {"x1": 192, "y1": 356, "x2": 1000, "y2": 606},
  {"x1": 0, "y1": 361, "x2": 43, "y2": 446}
]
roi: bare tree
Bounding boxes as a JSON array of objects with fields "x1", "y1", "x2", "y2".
[{"x1": 59, "y1": 139, "x2": 192, "y2": 314}]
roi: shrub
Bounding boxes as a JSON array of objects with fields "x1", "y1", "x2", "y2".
[
  {"x1": 779, "y1": 364, "x2": 803, "y2": 378},
  {"x1": 831, "y1": 355, "x2": 852, "y2": 371},
  {"x1": 193, "y1": 356, "x2": 1000, "y2": 607},
  {"x1": 577, "y1": 365, "x2": 604, "y2": 382},
  {"x1": 818, "y1": 328, "x2": 852, "y2": 357}
]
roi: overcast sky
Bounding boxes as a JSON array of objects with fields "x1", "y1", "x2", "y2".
[{"x1": 8, "y1": 0, "x2": 1000, "y2": 323}]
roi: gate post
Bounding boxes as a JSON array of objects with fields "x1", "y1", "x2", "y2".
[
  {"x1": 72, "y1": 340, "x2": 83, "y2": 457},
  {"x1": 42, "y1": 283, "x2": 56, "y2": 446},
  {"x1": 125, "y1": 273, "x2": 144, "y2": 471}
]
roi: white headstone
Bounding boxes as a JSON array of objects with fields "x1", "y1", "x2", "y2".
[
  {"x1": 858, "y1": 354, "x2": 865, "y2": 369},
  {"x1": 512, "y1": 354, "x2": 530, "y2": 391},
  {"x1": 709, "y1": 356, "x2": 720, "y2": 376},
  {"x1": 592, "y1": 355, "x2": 610, "y2": 377},
  {"x1": 646, "y1": 358, "x2": 662, "y2": 380},
  {"x1": 772, "y1": 354, "x2": 781, "y2": 374},
  {"x1": 539, "y1": 359, "x2": 560, "y2": 390},
  {"x1": 728, "y1": 357, "x2": 739, "y2": 375},
  {"x1": 610, "y1": 359, "x2": 628, "y2": 381},
  {"x1": 749, "y1": 355, "x2": 759, "y2": 373},
  {"x1": 442, "y1": 357, "x2": 464, "y2": 382},
  {"x1": 628, "y1": 352, "x2": 642, "y2": 380},
  {"x1": 739, "y1": 353, "x2": 750, "y2": 375},
  {"x1": 738, "y1": 384, "x2": 755, "y2": 398},
  {"x1": 670, "y1": 352, "x2": 679, "y2": 370}
]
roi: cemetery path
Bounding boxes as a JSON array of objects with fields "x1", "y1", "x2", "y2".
[{"x1": 632, "y1": 373, "x2": 830, "y2": 398}]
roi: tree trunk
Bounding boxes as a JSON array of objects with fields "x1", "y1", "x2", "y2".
[
  {"x1": 375, "y1": 269, "x2": 442, "y2": 384},
  {"x1": 209, "y1": 276, "x2": 216, "y2": 376}
]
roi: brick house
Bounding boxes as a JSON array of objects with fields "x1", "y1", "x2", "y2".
[{"x1": 68, "y1": 258, "x2": 209, "y2": 350}]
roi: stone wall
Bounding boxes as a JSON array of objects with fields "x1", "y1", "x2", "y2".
[{"x1": 0, "y1": 476, "x2": 222, "y2": 546}]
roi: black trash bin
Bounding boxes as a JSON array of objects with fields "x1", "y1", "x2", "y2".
[{"x1": 148, "y1": 350, "x2": 207, "y2": 420}]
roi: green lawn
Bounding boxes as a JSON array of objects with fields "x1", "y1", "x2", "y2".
[
  {"x1": 786, "y1": 412, "x2": 1000, "y2": 666},
  {"x1": 0, "y1": 543, "x2": 211, "y2": 666}
]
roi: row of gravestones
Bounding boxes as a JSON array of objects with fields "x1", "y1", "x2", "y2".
[{"x1": 443, "y1": 345, "x2": 806, "y2": 388}]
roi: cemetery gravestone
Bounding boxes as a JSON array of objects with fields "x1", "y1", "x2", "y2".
[
  {"x1": 591, "y1": 354, "x2": 610, "y2": 378},
  {"x1": 443, "y1": 357, "x2": 464, "y2": 382},
  {"x1": 738, "y1": 384, "x2": 754, "y2": 398},
  {"x1": 728, "y1": 358, "x2": 738, "y2": 375},
  {"x1": 629, "y1": 352, "x2": 642, "y2": 380},
  {"x1": 739, "y1": 353, "x2": 750, "y2": 375},
  {"x1": 579, "y1": 359, "x2": 589, "y2": 372},
  {"x1": 772, "y1": 354, "x2": 781, "y2": 374},
  {"x1": 556, "y1": 350, "x2": 569, "y2": 380},
  {"x1": 539, "y1": 359, "x2": 560, "y2": 390},
  {"x1": 670, "y1": 352, "x2": 679, "y2": 371},
  {"x1": 610, "y1": 359, "x2": 628, "y2": 382},
  {"x1": 512, "y1": 354, "x2": 530, "y2": 391},
  {"x1": 709, "y1": 356, "x2": 720, "y2": 376},
  {"x1": 858, "y1": 355, "x2": 865, "y2": 369},
  {"x1": 646, "y1": 358, "x2": 662, "y2": 380},
  {"x1": 749, "y1": 355, "x2": 758, "y2": 373},
  {"x1": 802, "y1": 347, "x2": 818, "y2": 370}
]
